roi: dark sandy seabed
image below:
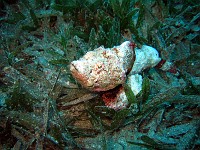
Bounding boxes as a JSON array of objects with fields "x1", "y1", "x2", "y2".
[{"x1": 0, "y1": 0, "x2": 199, "y2": 149}]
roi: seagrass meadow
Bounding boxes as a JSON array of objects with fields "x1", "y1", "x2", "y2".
[{"x1": 0, "y1": 0, "x2": 200, "y2": 149}]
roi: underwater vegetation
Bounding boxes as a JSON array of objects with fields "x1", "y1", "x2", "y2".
[{"x1": 0, "y1": 0, "x2": 200, "y2": 149}]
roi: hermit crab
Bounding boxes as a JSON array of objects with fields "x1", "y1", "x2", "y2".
[{"x1": 70, "y1": 41, "x2": 177, "y2": 110}]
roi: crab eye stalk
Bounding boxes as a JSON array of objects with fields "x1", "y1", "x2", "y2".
[{"x1": 129, "y1": 42, "x2": 136, "y2": 50}]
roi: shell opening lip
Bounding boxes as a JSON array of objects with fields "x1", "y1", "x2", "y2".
[{"x1": 70, "y1": 63, "x2": 78, "y2": 72}]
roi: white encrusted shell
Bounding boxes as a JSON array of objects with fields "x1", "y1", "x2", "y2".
[
  {"x1": 130, "y1": 45, "x2": 161, "y2": 75},
  {"x1": 70, "y1": 41, "x2": 134, "y2": 91}
]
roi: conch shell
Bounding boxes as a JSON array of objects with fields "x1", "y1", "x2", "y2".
[{"x1": 70, "y1": 41, "x2": 135, "y2": 91}]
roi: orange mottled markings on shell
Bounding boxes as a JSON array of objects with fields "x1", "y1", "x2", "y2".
[
  {"x1": 113, "y1": 47, "x2": 119, "y2": 54},
  {"x1": 93, "y1": 62, "x2": 105, "y2": 74},
  {"x1": 102, "y1": 51, "x2": 107, "y2": 58}
]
